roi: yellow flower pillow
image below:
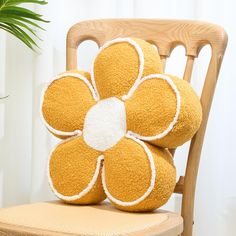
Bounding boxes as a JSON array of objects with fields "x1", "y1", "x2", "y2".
[{"x1": 40, "y1": 38, "x2": 202, "y2": 212}]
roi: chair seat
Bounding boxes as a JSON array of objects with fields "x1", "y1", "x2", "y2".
[{"x1": 0, "y1": 201, "x2": 183, "y2": 236}]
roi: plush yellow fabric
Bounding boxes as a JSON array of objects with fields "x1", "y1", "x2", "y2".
[
  {"x1": 93, "y1": 38, "x2": 163, "y2": 99},
  {"x1": 126, "y1": 74, "x2": 202, "y2": 148},
  {"x1": 67, "y1": 69, "x2": 92, "y2": 83},
  {"x1": 42, "y1": 70, "x2": 95, "y2": 138},
  {"x1": 104, "y1": 137, "x2": 176, "y2": 212},
  {"x1": 133, "y1": 38, "x2": 163, "y2": 77},
  {"x1": 152, "y1": 75, "x2": 202, "y2": 148},
  {"x1": 41, "y1": 37, "x2": 202, "y2": 212},
  {"x1": 49, "y1": 136, "x2": 106, "y2": 204}
]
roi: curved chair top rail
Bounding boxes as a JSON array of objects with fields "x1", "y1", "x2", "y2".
[
  {"x1": 67, "y1": 19, "x2": 227, "y2": 66},
  {"x1": 66, "y1": 19, "x2": 228, "y2": 236}
]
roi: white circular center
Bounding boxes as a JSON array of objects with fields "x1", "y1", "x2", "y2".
[{"x1": 83, "y1": 97, "x2": 126, "y2": 151}]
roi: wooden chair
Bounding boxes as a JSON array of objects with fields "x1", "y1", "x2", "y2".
[{"x1": 0, "y1": 19, "x2": 227, "y2": 236}]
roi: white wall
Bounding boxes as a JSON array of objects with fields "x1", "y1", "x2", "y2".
[{"x1": 0, "y1": 0, "x2": 235, "y2": 235}]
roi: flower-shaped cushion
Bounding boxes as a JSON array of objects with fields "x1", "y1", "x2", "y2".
[{"x1": 41, "y1": 38, "x2": 202, "y2": 212}]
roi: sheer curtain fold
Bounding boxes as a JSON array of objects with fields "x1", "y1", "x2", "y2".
[{"x1": 0, "y1": 0, "x2": 235, "y2": 235}]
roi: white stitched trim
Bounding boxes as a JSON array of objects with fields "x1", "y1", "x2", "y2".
[
  {"x1": 123, "y1": 74, "x2": 181, "y2": 140},
  {"x1": 47, "y1": 137, "x2": 104, "y2": 201},
  {"x1": 91, "y1": 37, "x2": 145, "y2": 100},
  {"x1": 101, "y1": 134, "x2": 156, "y2": 207},
  {"x1": 40, "y1": 72, "x2": 98, "y2": 137}
]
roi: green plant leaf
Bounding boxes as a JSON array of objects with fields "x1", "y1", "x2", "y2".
[
  {"x1": 0, "y1": 23, "x2": 34, "y2": 50},
  {"x1": 0, "y1": 0, "x2": 48, "y2": 51},
  {"x1": 12, "y1": 23, "x2": 38, "y2": 46},
  {"x1": 0, "y1": 6, "x2": 49, "y2": 22},
  {"x1": 0, "y1": 16, "x2": 42, "y2": 39},
  {"x1": 4, "y1": 0, "x2": 47, "y2": 6},
  {"x1": 0, "y1": 94, "x2": 9, "y2": 99},
  {"x1": 2, "y1": 14, "x2": 46, "y2": 30},
  {"x1": 0, "y1": 0, "x2": 7, "y2": 7}
]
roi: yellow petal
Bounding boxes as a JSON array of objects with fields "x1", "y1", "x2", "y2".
[
  {"x1": 103, "y1": 135, "x2": 176, "y2": 212},
  {"x1": 41, "y1": 71, "x2": 97, "y2": 139},
  {"x1": 125, "y1": 74, "x2": 202, "y2": 148},
  {"x1": 48, "y1": 136, "x2": 106, "y2": 204},
  {"x1": 66, "y1": 69, "x2": 92, "y2": 83},
  {"x1": 93, "y1": 38, "x2": 163, "y2": 99}
]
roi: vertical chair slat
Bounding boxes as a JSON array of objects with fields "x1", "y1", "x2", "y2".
[
  {"x1": 160, "y1": 55, "x2": 167, "y2": 71},
  {"x1": 183, "y1": 56, "x2": 195, "y2": 82}
]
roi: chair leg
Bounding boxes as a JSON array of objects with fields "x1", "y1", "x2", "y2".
[{"x1": 181, "y1": 217, "x2": 194, "y2": 236}]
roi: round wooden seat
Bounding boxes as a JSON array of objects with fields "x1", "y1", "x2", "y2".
[{"x1": 0, "y1": 201, "x2": 183, "y2": 236}]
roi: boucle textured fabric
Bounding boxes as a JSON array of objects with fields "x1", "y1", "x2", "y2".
[
  {"x1": 104, "y1": 137, "x2": 176, "y2": 212},
  {"x1": 125, "y1": 74, "x2": 202, "y2": 148},
  {"x1": 49, "y1": 137, "x2": 106, "y2": 204},
  {"x1": 41, "y1": 37, "x2": 202, "y2": 212}
]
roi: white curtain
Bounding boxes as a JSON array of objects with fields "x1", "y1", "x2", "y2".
[{"x1": 0, "y1": 0, "x2": 235, "y2": 235}]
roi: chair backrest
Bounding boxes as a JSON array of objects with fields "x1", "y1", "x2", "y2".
[{"x1": 66, "y1": 19, "x2": 227, "y2": 236}]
